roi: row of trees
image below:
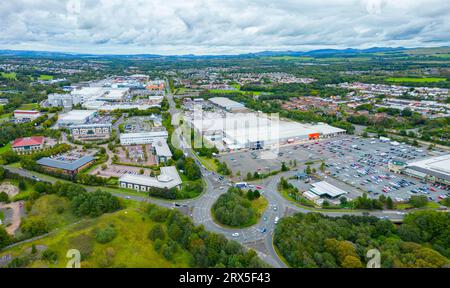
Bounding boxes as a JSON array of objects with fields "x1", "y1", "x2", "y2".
[{"x1": 274, "y1": 212, "x2": 449, "y2": 268}]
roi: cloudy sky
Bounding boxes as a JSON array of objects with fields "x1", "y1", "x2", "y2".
[{"x1": 0, "y1": 0, "x2": 449, "y2": 55}]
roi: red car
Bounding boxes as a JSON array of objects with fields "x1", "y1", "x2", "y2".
[
  {"x1": 256, "y1": 186, "x2": 263, "y2": 190},
  {"x1": 430, "y1": 187, "x2": 436, "y2": 192}
]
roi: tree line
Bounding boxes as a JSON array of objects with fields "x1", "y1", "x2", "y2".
[{"x1": 274, "y1": 212, "x2": 449, "y2": 268}]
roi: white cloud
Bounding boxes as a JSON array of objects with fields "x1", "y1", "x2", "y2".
[{"x1": 0, "y1": 0, "x2": 449, "y2": 54}]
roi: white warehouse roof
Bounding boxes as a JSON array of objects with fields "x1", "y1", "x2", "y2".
[
  {"x1": 406, "y1": 154, "x2": 450, "y2": 182},
  {"x1": 119, "y1": 166, "x2": 181, "y2": 189},
  {"x1": 58, "y1": 110, "x2": 96, "y2": 122},
  {"x1": 209, "y1": 97, "x2": 245, "y2": 109},
  {"x1": 153, "y1": 138, "x2": 173, "y2": 157},
  {"x1": 120, "y1": 131, "x2": 169, "y2": 140},
  {"x1": 191, "y1": 112, "x2": 345, "y2": 145},
  {"x1": 310, "y1": 181, "x2": 348, "y2": 198}
]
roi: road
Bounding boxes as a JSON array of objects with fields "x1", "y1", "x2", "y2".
[
  {"x1": 163, "y1": 85, "x2": 407, "y2": 268},
  {"x1": 0, "y1": 85, "x2": 408, "y2": 268}
]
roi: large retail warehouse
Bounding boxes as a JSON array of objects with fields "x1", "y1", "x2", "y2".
[
  {"x1": 189, "y1": 112, "x2": 346, "y2": 151},
  {"x1": 404, "y1": 154, "x2": 450, "y2": 186}
]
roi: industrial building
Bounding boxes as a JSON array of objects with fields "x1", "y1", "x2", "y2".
[
  {"x1": 209, "y1": 97, "x2": 247, "y2": 112},
  {"x1": 14, "y1": 110, "x2": 42, "y2": 122},
  {"x1": 120, "y1": 131, "x2": 169, "y2": 146},
  {"x1": 47, "y1": 93, "x2": 76, "y2": 109},
  {"x1": 404, "y1": 154, "x2": 450, "y2": 186},
  {"x1": 153, "y1": 138, "x2": 173, "y2": 164},
  {"x1": 302, "y1": 181, "x2": 348, "y2": 206},
  {"x1": 309, "y1": 181, "x2": 348, "y2": 199},
  {"x1": 57, "y1": 110, "x2": 97, "y2": 127},
  {"x1": 119, "y1": 166, "x2": 182, "y2": 191},
  {"x1": 70, "y1": 86, "x2": 129, "y2": 103},
  {"x1": 37, "y1": 155, "x2": 96, "y2": 176},
  {"x1": 70, "y1": 123, "x2": 112, "y2": 141},
  {"x1": 189, "y1": 112, "x2": 346, "y2": 151}
]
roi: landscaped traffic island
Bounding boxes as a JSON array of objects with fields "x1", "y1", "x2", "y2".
[{"x1": 211, "y1": 187, "x2": 268, "y2": 228}]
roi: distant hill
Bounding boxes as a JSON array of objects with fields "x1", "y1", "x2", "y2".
[{"x1": 0, "y1": 46, "x2": 448, "y2": 59}]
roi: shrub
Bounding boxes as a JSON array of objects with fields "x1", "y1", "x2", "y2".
[
  {"x1": 42, "y1": 249, "x2": 58, "y2": 263},
  {"x1": 148, "y1": 224, "x2": 166, "y2": 241},
  {"x1": 95, "y1": 225, "x2": 117, "y2": 244},
  {"x1": 0, "y1": 192, "x2": 9, "y2": 203},
  {"x1": 20, "y1": 218, "x2": 49, "y2": 238}
]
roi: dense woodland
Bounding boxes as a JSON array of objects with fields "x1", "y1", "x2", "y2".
[{"x1": 274, "y1": 212, "x2": 449, "y2": 268}]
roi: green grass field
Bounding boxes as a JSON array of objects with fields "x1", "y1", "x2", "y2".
[
  {"x1": 0, "y1": 113, "x2": 11, "y2": 123},
  {"x1": 0, "y1": 207, "x2": 191, "y2": 268},
  {"x1": 0, "y1": 72, "x2": 17, "y2": 80},
  {"x1": 198, "y1": 156, "x2": 219, "y2": 172},
  {"x1": 38, "y1": 75, "x2": 54, "y2": 81},
  {"x1": 434, "y1": 53, "x2": 450, "y2": 59},
  {"x1": 316, "y1": 57, "x2": 371, "y2": 62},
  {"x1": 0, "y1": 210, "x2": 4, "y2": 222},
  {"x1": 28, "y1": 194, "x2": 78, "y2": 230},
  {"x1": 209, "y1": 89, "x2": 241, "y2": 94},
  {"x1": 0, "y1": 143, "x2": 11, "y2": 155},
  {"x1": 395, "y1": 201, "x2": 441, "y2": 211},
  {"x1": 264, "y1": 56, "x2": 314, "y2": 61},
  {"x1": 18, "y1": 103, "x2": 39, "y2": 110},
  {"x1": 386, "y1": 77, "x2": 447, "y2": 83}
]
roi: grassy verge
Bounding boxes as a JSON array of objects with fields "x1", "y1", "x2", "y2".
[
  {"x1": 386, "y1": 77, "x2": 447, "y2": 83},
  {"x1": 0, "y1": 72, "x2": 17, "y2": 80},
  {"x1": 198, "y1": 156, "x2": 219, "y2": 172},
  {"x1": 26, "y1": 194, "x2": 78, "y2": 230},
  {"x1": 0, "y1": 207, "x2": 191, "y2": 268},
  {"x1": 0, "y1": 143, "x2": 11, "y2": 155},
  {"x1": 395, "y1": 201, "x2": 441, "y2": 211},
  {"x1": 38, "y1": 75, "x2": 54, "y2": 81},
  {"x1": 273, "y1": 241, "x2": 291, "y2": 268},
  {"x1": 252, "y1": 196, "x2": 268, "y2": 219},
  {"x1": 18, "y1": 103, "x2": 39, "y2": 110}
]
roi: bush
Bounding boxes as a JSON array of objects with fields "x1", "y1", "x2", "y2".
[
  {"x1": 409, "y1": 195, "x2": 428, "y2": 208},
  {"x1": 20, "y1": 218, "x2": 49, "y2": 238},
  {"x1": 42, "y1": 249, "x2": 58, "y2": 263},
  {"x1": 71, "y1": 190, "x2": 122, "y2": 217},
  {"x1": 148, "y1": 224, "x2": 166, "y2": 241},
  {"x1": 95, "y1": 225, "x2": 117, "y2": 244},
  {"x1": 147, "y1": 204, "x2": 169, "y2": 222},
  {"x1": 0, "y1": 191, "x2": 9, "y2": 203},
  {"x1": 0, "y1": 226, "x2": 11, "y2": 249},
  {"x1": 18, "y1": 180, "x2": 26, "y2": 190},
  {"x1": 7, "y1": 256, "x2": 31, "y2": 268}
]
